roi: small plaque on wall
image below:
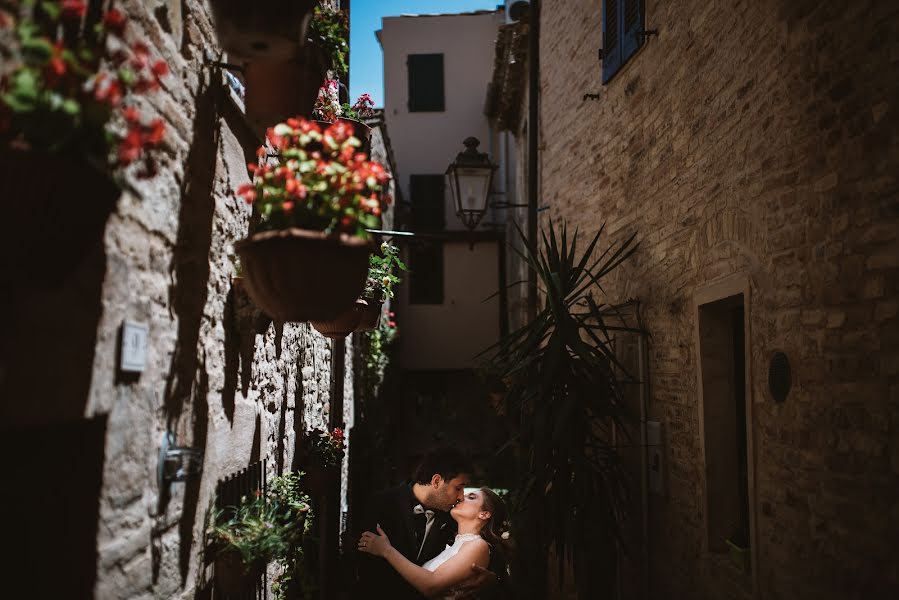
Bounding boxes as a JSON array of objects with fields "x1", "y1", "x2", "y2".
[{"x1": 120, "y1": 320, "x2": 149, "y2": 373}]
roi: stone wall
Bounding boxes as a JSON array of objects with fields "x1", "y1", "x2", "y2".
[
  {"x1": 0, "y1": 1, "x2": 377, "y2": 598},
  {"x1": 537, "y1": 0, "x2": 898, "y2": 598}
]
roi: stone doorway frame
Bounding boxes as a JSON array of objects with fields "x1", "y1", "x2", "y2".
[{"x1": 693, "y1": 273, "x2": 759, "y2": 598}]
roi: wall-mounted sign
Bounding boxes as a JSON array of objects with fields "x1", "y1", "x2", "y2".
[{"x1": 120, "y1": 320, "x2": 149, "y2": 373}]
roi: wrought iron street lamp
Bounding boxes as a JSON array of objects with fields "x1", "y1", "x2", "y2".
[{"x1": 446, "y1": 137, "x2": 497, "y2": 231}]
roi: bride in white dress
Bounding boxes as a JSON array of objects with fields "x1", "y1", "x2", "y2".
[{"x1": 358, "y1": 487, "x2": 508, "y2": 599}]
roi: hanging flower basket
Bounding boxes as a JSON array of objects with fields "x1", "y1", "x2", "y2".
[
  {"x1": 314, "y1": 118, "x2": 371, "y2": 156},
  {"x1": 0, "y1": 151, "x2": 120, "y2": 289},
  {"x1": 234, "y1": 229, "x2": 373, "y2": 323},
  {"x1": 244, "y1": 55, "x2": 325, "y2": 136},
  {"x1": 214, "y1": 551, "x2": 263, "y2": 596},
  {"x1": 210, "y1": 0, "x2": 318, "y2": 60},
  {"x1": 354, "y1": 299, "x2": 383, "y2": 332},
  {"x1": 311, "y1": 298, "x2": 368, "y2": 339}
]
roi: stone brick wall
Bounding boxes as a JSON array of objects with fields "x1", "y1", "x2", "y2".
[
  {"x1": 0, "y1": 1, "x2": 376, "y2": 598},
  {"x1": 537, "y1": 0, "x2": 899, "y2": 598}
]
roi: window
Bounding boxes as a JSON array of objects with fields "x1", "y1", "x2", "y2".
[
  {"x1": 410, "y1": 174, "x2": 445, "y2": 231},
  {"x1": 408, "y1": 54, "x2": 445, "y2": 112},
  {"x1": 409, "y1": 242, "x2": 444, "y2": 304},
  {"x1": 602, "y1": 0, "x2": 644, "y2": 83}
]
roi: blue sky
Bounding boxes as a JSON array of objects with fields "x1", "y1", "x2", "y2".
[{"x1": 350, "y1": 0, "x2": 502, "y2": 107}]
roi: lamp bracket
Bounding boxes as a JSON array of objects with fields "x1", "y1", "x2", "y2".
[{"x1": 157, "y1": 431, "x2": 203, "y2": 490}]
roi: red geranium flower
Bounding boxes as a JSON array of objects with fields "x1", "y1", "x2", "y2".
[
  {"x1": 61, "y1": 0, "x2": 87, "y2": 20},
  {"x1": 237, "y1": 183, "x2": 257, "y2": 204},
  {"x1": 102, "y1": 9, "x2": 127, "y2": 35},
  {"x1": 145, "y1": 118, "x2": 165, "y2": 145},
  {"x1": 152, "y1": 60, "x2": 168, "y2": 79},
  {"x1": 122, "y1": 106, "x2": 141, "y2": 124}
]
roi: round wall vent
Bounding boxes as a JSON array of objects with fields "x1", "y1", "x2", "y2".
[{"x1": 768, "y1": 351, "x2": 791, "y2": 403}]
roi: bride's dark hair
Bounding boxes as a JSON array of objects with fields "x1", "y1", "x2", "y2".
[{"x1": 478, "y1": 488, "x2": 511, "y2": 579}]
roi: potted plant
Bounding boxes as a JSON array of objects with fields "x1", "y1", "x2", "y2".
[
  {"x1": 310, "y1": 240, "x2": 404, "y2": 337},
  {"x1": 298, "y1": 427, "x2": 345, "y2": 496},
  {"x1": 0, "y1": 1, "x2": 167, "y2": 286},
  {"x1": 207, "y1": 472, "x2": 314, "y2": 600},
  {"x1": 312, "y1": 79, "x2": 375, "y2": 154},
  {"x1": 229, "y1": 3, "x2": 347, "y2": 136},
  {"x1": 310, "y1": 297, "x2": 368, "y2": 339},
  {"x1": 243, "y1": 53, "x2": 325, "y2": 139},
  {"x1": 356, "y1": 241, "x2": 406, "y2": 331},
  {"x1": 210, "y1": 0, "x2": 317, "y2": 61},
  {"x1": 308, "y1": 4, "x2": 348, "y2": 80},
  {"x1": 234, "y1": 117, "x2": 391, "y2": 322},
  {"x1": 487, "y1": 223, "x2": 641, "y2": 598}
]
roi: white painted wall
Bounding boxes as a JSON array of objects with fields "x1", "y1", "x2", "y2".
[
  {"x1": 380, "y1": 10, "x2": 503, "y2": 232},
  {"x1": 396, "y1": 240, "x2": 501, "y2": 369},
  {"x1": 380, "y1": 10, "x2": 503, "y2": 370}
]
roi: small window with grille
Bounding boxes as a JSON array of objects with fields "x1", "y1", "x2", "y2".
[{"x1": 602, "y1": 0, "x2": 644, "y2": 83}]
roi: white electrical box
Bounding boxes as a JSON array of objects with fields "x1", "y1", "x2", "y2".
[{"x1": 120, "y1": 320, "x2": 149, "y2": 373}]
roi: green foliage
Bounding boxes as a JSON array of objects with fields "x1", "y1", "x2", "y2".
[
  {"x1": 363, "y1": 242, "x2": 407, "y2": 302},
  {"x1": 487, "y1": 222, "x2": 641, "y2": 598},
  {"x1": 358, "y1": 314, "x2": 398, "y2": 406},
  {"x1": 0, "y1": 1, "x2": 168, "y2": 172},
  {"x1": 309, "y1": 5, "x2": 348, "y2": 78},
  {"x1": 339, "y1": 102, "x2": 358, "y2": 121},
  {"x1": 300, "y1": 427, "x2": 346, "y2": 469},
  {"x1": 207, "y1": 472, "x2": 314, "y2": 600}
]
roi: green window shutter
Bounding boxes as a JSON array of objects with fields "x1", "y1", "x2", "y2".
[
  {"x1": 410, "y1": 174, "x2": 445, "y2": 231},
  {"x1": 408, "y1": 54, "x2": 445, "y2": 112},
  {"x1": 409, "y1": 242, "x2": 444, "y2": 304}
]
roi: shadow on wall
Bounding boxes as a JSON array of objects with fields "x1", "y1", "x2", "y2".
[
  {"x1": 0, "y1": 415, "x2": 107, "y2": 597},
  {"x1": 158, "y1": 73, "x2": 220, "y2": 584},
  {"x1": 0, "y1": 230, "x2": 110, "y2": 424}
]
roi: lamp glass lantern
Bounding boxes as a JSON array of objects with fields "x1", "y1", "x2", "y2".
[{"x1": 446, "y1": 137, "x2": 496, "y2": 230}]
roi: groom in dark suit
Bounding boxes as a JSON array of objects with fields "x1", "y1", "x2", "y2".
[{"x1": 354, "y1": 447, "x2": 494, "y2": 599}]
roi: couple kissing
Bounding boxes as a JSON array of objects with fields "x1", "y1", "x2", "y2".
[{"x1": 353, "y1": 447, "x2": 508, "y2": 599}]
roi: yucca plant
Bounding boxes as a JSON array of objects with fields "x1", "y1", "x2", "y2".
[{"x1": 487, "y1": 222, "x2": 641, "y2": 599}]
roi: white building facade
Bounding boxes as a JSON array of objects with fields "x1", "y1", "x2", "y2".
[{"x1": 378, "y1": 9, "x2": 510, "y2": 370}]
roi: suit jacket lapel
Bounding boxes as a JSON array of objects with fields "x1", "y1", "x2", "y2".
[
  {"x1": 419, "y1": 512, "x2": 455, "y2": 564},
  {"x1": 396, "y1": 484, "x2": 421, "y2": 560}
]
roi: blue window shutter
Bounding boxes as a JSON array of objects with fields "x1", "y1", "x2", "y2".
[
  {"x1": 621, "y1": 0, "x2": 644, "y2": 62},
  {"x1": 601, "y1": 0, "x2": 621, "y2": 83}
]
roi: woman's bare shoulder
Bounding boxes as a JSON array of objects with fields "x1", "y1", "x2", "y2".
[{"x1": 458, "y1": 537, "x2": 490, "y2": 561}]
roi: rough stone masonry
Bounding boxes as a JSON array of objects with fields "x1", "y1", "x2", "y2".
[{"x1": 0, "y1": 0, "x2": 384, "y2": 598}]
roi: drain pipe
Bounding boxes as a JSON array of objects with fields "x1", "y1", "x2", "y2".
[{"x1": 526, "y1": 0, "x2": 540, "y2": 321}]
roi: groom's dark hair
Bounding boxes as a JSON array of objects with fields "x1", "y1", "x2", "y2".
[{"x1": 412, "y1": 447, "x2": 473, "y2": 484}]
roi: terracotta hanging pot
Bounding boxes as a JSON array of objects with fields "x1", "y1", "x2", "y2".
[
  {"x1": 311, "y1": 298, "x2": 367, "y2": 339},
  {"x1": 234, "y1": 229, "x2": 373, "y2": 323},
  {"x1": 0, "y1": 150, "x2": 119, "y2": 289},
  {"x1": 354, "y1": 298, "x2": 383, "y2": 332},
  {"x1": 314, "y1": 118, "x2": 372, "y2": 156},
  {"x1": 244, "y1": 53, "x2": 325, "y2": 137},
  {"x1": 211, "y1": 0, "x2": 318, "y2": 61}
]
